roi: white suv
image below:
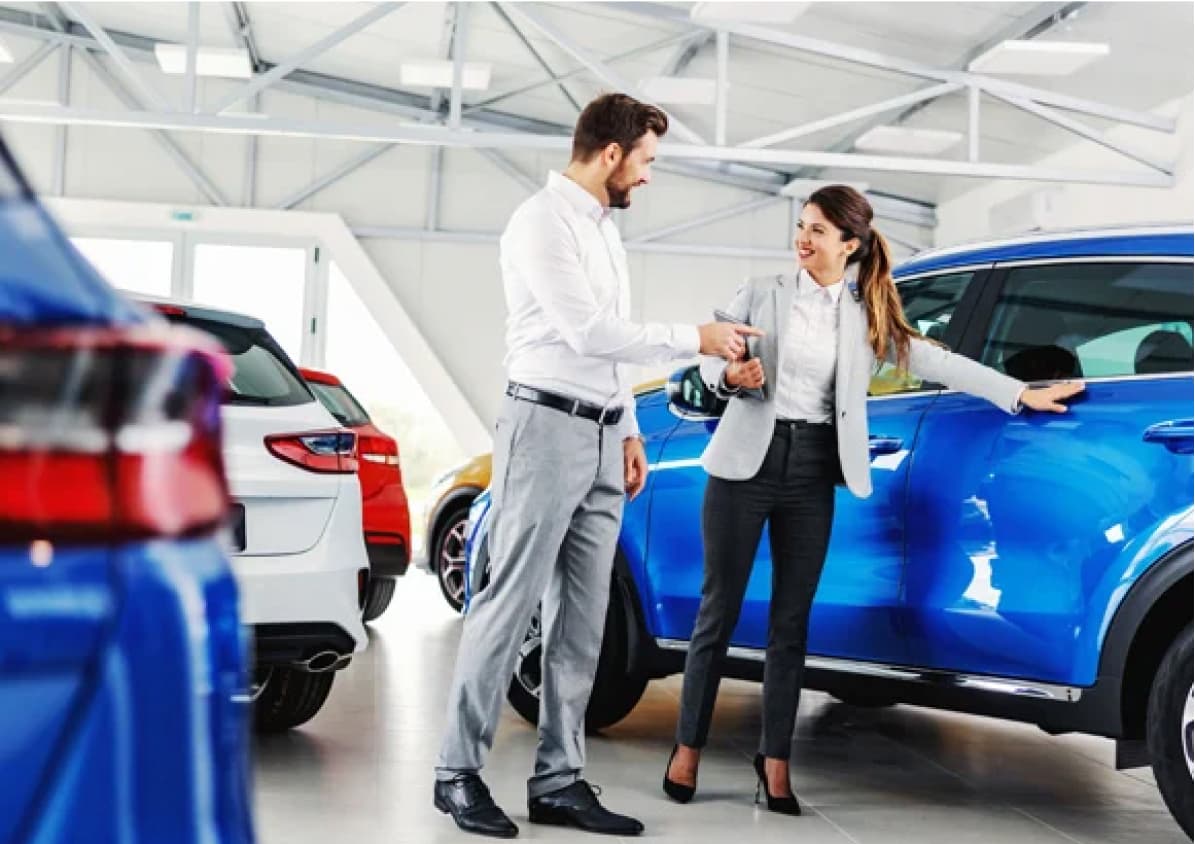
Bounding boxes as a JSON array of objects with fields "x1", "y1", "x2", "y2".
[{"x1": 147, "y1": 299, "x2": 369, "y2": 731}]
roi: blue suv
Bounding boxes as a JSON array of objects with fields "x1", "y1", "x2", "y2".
[
  {"x1": 0, "y1": 141, "x2": 254, "y2": 841},
  {"x1": 469, "y1": 225, "x2": 1193, "y2": 835}
]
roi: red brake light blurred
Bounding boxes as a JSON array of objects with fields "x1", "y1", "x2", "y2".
[
  {"x1": 265, "y1": 430, "x2": 358, "y2": 474},
  {"x1": 359, "y1": 434, "x2": 399, "y2": 467},
  {"x1": 0, "y1": 323, "x2": 231, "y2": 543}
]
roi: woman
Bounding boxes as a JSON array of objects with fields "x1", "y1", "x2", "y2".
[{"x1": 662, "y1": 185, "x2": 1084, "y2": 815}]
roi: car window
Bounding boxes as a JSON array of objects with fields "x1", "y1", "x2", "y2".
[
  {"x1": 309, "y1": 382, "x2": 371, "y2": 427},
  {"x1": 869, "y1": 271, "x2": 974, "y2": 396},
  {"x1": 167, "y1": 315, "x2": 314, "y2": 406},
  {"x1": 980, "y1": 262, "x2": 1193, "y2": 381}
]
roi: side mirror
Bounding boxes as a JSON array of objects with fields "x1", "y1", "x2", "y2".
[{"x1": 665, "y1": 364, "x2": 726, "y2": 421}]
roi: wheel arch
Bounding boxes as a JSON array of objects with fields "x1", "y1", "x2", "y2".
[{"x1": 1100, "y1": 541, "x2": 1194, "y2": 739}]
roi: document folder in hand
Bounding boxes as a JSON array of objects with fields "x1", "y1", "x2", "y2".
[{"x1": 713, "y1": 309, "x2": 766, "y2": 401}]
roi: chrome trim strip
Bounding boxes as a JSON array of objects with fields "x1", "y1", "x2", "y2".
[
  {"x1": 992, "y1": 255, "x2": 1193, "y2": 268},
  {"x1": 654, "y1": 638, "x2": 1084, "y2": 702}
]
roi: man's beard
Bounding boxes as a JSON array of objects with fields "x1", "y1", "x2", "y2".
[{"x1": 606, "y1": 167, "x2": 633, "y2": 209}]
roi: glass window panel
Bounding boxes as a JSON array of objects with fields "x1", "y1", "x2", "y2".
[
  {"x1": 981, "y1": 263, "x2": 1193, "y2": 381},
  {"x1": 869, "y1": 271, "x2": 974, "y2": 396},
  {"x1": 70, "y1": 237, "x2": 173, "y2": 297},
  {"x1": 192, "y1": 243, "x2": 307, "y2": 363},
  {"x1": 324, "y1": 262, "x2": 465, "y2": 540}
]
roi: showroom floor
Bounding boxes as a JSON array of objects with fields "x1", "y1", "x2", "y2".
[{"x1": 253, "y1": 573, "x2": 1187, "y2": 844}]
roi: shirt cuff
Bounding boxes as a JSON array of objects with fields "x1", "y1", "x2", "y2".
[
  {"x1": 617, "y1": 406, "x2": 640, "y2": 440},
  {"x1": 675, "y1": 324, "x2": 701, "y2": 356}
]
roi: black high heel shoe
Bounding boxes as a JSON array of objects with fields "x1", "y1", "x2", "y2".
[
  {"x1": 752, "y1": 753, "x2": 801, "y2": 816},
  {"x1": 663, "y1": 745, "x2": 696, "y2": 804}
]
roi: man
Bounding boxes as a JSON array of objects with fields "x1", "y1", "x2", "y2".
[{"x1": 433, "y1": 93, "x2": 761, "y2": 839}]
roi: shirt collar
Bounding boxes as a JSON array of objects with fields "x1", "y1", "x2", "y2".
[
  {"x1": 547, "y1": 171, "x2": 608, "y2": 223},
  {"x1": 797, "y1": 268, "x2": 845, "y2": 305}
]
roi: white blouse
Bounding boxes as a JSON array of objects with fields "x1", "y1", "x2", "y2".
[{"x1": 773, "y1": 270, "x2": 845, "y2": 424}]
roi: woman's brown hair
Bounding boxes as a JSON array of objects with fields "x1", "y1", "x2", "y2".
[{"x1": 806, "y1": 185, "x2": 921, "y2": 370}]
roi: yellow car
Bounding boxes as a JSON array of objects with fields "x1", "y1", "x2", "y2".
[
  {"x1": 419, "y1": 452, "x2": 493, "y2": 611},
  {"x1": 419, "y1": 379, "x2": 666, "y2": 612}
]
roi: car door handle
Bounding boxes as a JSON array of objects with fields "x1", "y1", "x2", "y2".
[
  {"x1": 868, "y1": 436, "x2": 904, "y2": 455},
  {"x1": 1143, "y1": 420, "x2": 1194, "y2": 455}
]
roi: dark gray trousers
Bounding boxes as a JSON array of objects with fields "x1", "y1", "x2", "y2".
[{"x1": 677, "y1": 420, "x2": 838, "y2": 759}]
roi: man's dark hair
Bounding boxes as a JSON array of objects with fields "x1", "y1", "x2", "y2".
[{"x1": 571, "y1": 93, "x2": 668, "y2": 162}]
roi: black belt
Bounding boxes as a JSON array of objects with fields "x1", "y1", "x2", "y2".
[
  {"x1": 775, "y1": 418, "x2": 834, "y2": 431},
  {"x1": 506, "y1": 383, "x2": 624, "y2": 426}
]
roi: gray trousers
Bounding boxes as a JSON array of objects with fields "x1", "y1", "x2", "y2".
[{"x1": 436, "y1": 394, "x2": 625, "y2": 798}]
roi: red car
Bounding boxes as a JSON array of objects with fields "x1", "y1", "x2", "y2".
[{"x1": 300, "y1": 367, "x2": 410, "y2": 622}]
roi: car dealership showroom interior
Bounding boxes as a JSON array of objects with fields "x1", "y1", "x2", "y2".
[{"x1": 2, "y1": 0, "x2": 1194, "y2": 842}]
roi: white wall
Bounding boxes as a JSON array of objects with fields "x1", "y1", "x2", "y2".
[{"x1": 935, "y1": 93, "x2": 1194, "y2": 246}]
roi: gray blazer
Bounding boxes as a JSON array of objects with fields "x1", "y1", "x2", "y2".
[{"x1": 700, "y1": 271, "x2": 1026, "y2": 499}]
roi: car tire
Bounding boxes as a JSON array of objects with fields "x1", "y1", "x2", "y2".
[
  {"x1": 253, "y1": 667, "x2": 335, "y2": 733},
  {"x1": 362, "y1": 576, "x2": 396, "y2": 622},
  {"x1": 506, "y1": 576, "x2": 648, "y2": 732},
  {"x1": 434, "y1": 505, "x2": 471, "y2": 613},
  {"x1": 1147, "y1": 623, "x2": 1193, "y2": 838}
]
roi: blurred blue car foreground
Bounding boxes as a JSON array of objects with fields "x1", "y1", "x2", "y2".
[
  {"x1": 0, "y1": 140, "x2": 254, "y2": 842},
  {"x1": 469, "y1": 225, "x2": 1194, "y2": 835}
]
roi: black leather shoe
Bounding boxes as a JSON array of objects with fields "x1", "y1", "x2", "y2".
[
  {"x1": 434, "y1": 774, "x2": 519, "y2": 838},
  {"x1": 528, "y1": 781, "x2": 644, "y2": 836}
]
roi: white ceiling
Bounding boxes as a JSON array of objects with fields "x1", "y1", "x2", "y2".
[{"x1": 2, "y1": 1, "x2": 1191, "y2": 205}]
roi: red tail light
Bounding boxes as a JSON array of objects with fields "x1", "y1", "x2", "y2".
[
  {"x1": 265, "y1": 430, "x2": 358, "y2": 474},
  {"x1": 359, "y1": 434, "x2": 399, "y2": 467},
  {"x1": 0, "y1": 323, "x2": 232, "y2": 543}
]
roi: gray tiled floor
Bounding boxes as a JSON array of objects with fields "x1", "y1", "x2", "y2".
[{"x1": 254, "y1": 573, "x2": 1187, "y2": 844}]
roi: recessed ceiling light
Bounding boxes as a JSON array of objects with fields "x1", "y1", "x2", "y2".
[
  {"x1": 967, "y1": 40, "x2": 1109, "y2": 76},
  {"x1": 400, "y1": 61, "x2": 492, "y2": 91},
  {"x1": 638, "y1": 76, "x2": 717, "y2": 105},
  {"x1": 690, "y1": 2, "x2": 810, "y2": 24},
  {"x1": 154, "y1": 44, "x2": 252, "y2": 79},
  {"x1": 855, "y1": 126, "x2": 962, "y2": 155},
  {"x1": 780, "y1": 179, "x2": 870, "y2": 198}
]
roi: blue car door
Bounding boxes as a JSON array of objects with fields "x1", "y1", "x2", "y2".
[
  {"x1": 646, "y1": 269, "x2": 986, "y2": 665},
  {"x1": 901, "y1": 258, "x2": 1194, "y2": 687}
]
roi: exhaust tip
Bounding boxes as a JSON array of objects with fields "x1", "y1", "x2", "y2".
[{"x1": 293, "y1": 650, "x2": 350, "y2": 673}]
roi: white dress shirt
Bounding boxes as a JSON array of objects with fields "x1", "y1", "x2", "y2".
[
  {"x1": 500, "y1": 171, "x2": 701, "y2": 439},
  {"x1": 773, "y1": 269, "x2": 845, "y2": 424}
]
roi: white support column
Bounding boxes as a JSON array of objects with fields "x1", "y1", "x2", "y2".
[
  {"x1": 184, "y1": 2, "x2": 199, "y2": 113},
  {"x1": 174, "y1": 232, "x2": 193, "y2": 300},
  {"x1": 968, "y1": 85, "x2": 980, "y2": 163},
  {"x1": 243, "y1": 94, "x2": 258, "y2": 206},
  {"x1": 714, "y1": 30, "x2": 729, "y2": 147},
  {"x1": 426, "y1": 146, "x2": 443, "y2": 231},
  {"x1": 448, "y1": 2, "x2": 468, "y2": 129},
  {"x1": 301, "y1": 242, "x2": 329, "y2": 368},
  {"x1": 53, "y1": 44, "x2": 71, "y2": 196}
]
